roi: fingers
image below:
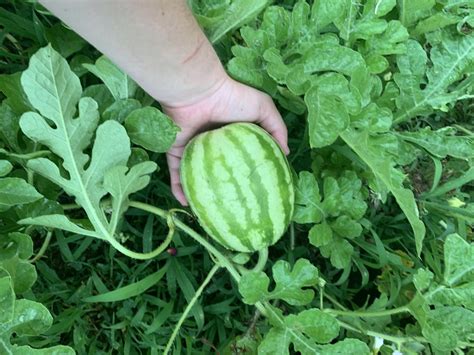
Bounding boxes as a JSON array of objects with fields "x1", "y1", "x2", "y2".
[
  {"x1": 166, "y1": 148, "x2": 189, "y2": 206},
  {"x1": 257, "y1": 95, "x2": 290, "y2": 155}
]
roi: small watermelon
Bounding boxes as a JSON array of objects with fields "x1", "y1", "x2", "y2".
[{"x1": 180, "y1": 122, "x2": 294, "y2": 252}]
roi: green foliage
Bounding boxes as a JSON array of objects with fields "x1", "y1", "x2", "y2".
[{"x1": 1, "y1": 0, "x2": 474, "y2": 354}]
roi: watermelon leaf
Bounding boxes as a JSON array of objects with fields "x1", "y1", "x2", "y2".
[{"x1": 239, "y1": 258, "x2": 320, "y2": 306}]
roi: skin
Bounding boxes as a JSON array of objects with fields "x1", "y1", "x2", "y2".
[{"x1": 39, "y1": 0, "x2": 289, "y2": 205}]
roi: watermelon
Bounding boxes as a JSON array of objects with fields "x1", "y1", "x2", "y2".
[{"x1": 180, "y1": 122, "x2": 294, "y2": 252}]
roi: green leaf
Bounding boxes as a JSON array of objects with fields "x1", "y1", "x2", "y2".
[
  {"x1": 82, "y1": 84, "x2": 115, "y2": 113},
  {"x1": 293, "y1": 171, "x2": 324, "y2": 224},
  {"x1": 0, "y1": 73, "x2": 31, "y2": 114},
  {"x1": 0, "y1": 161, "x2": 12, "y2": 177},
  {"x1": 239, "y1": 259, "x2": 319, "y2": 306},
  {"x1": 83, "y1": 55, "x2": 137, "y2": 100},
  {"x1": 0, "y1": 299, "x2": 52, "y2": 336},
  {"x1": 102, "y1": 98, "x2": 141, "y2": 123},
  {"x1": 124, "y1": 107, "x2": 179, "y2": 153},
  {"x1": 11, "y1": 345, "x2": 75, "y2": 355},
  {"x1": 394, "y1": 32, "x2": 474, "y2": 124},
  {"x1": 0, "y1": 233, "x2": 33, "y2": 261},
  {"x1": 45, "y1": 23, "x2": 86, "y2": 58},
  {"x1": 103, "y1": 161, "x2": 157, "y2": 234},
  {"x1": 258, "y1": 306, "x2": 368, "y2": 354},
  {"x1": 318, "y1": 338, "x2": 371, "y2": 354},
  {"x1": 18, "y1": 215, "x2": 99, "y2": 239},
  {"x1": 206, "y1": 0, "x2": 269, "y2": 43},
  {"x1": 305, "y1": 86, "x2": 349, "y2": 148},
  {"x1": 443, "y1": 233, "x2": 473, "y2": 286},
  {"x1": 330, "y1": 215, "x2": 363, "y2": 239},
  {"x1": 0, "y1": 276, "x2": 14, "y2": 324},
  {"x1": 341, "y1": 128, "x2": 426, "y2": 255},
  {"x1": 398, "y1": 127, "x2": 474, "y2": 160},
  {"x1": 0, "y1": 178, "x2": 43, "y2": 211},
  {"x1": 320, "y1": 237, "x2": 354, "y2": 269},
  {"x1": 309, "y1": 222, "x2": 333, "y2": 247},
  {"x1": 0, "y1": 103, "x2": 22, "y2": 152},
  {"x1": 19, "y1": 45, "x2": 136, "y2": 245},
  {"x1": 413, "y1": 268, "x2": 434, "y2": 292},
  {"x1": 285, "y1": 309, "x2": 340, "y2": 344},
  {"x1": 398, "y1": 0, "x2": 435, "y2": 27}
]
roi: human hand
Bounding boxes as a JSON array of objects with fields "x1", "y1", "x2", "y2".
[{"x1": 163, "y1": 75, "x2": 289, "y2": 206}]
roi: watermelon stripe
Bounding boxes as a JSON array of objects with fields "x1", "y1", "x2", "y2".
[
  {"x1": 182, "y1": 137, "x2": 231, "y2": 248},
  {"x1": 242, "y1": 125, "x2": 293, "y2": 238},
  {"x1": 240, "y1": 124, "x2": 294, "y2": 228},
  {"x1": 225, "y1": 129, "x2": 274, "y2": 249},
  {"x1": 216, "y1": 131, "x2": 267, "y2": 250},
  {"x1": 204, "y1": 133, "x2": 252, "y2": 251},
  {"x1": 236, "y1": 125, "x2": 288, "y2": 245}
]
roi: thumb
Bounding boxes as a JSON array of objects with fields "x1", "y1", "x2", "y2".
[{"x1": 257, "y1": 95, "x2": 290, "y2": 155}]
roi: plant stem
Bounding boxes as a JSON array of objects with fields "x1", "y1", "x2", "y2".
[
  {"x1": 251, "y1": 247, "x2": 268, "y2": 273},
  {"x1": 29, "y1": 230, "x2": 53, "y2": 263},
  {"x1": 326, "y1": 306, "x2": 409, "y2": 318},
  {"x1": 338, "y1": 320, "x2": 428, "y2": 345},
  {"x1": 0, "y1": 149, "x2": 51, "y2": 160},
  {"x1": 323, "y1": 292, "x2": 348, "y2": 311},
  {"x1": 164, "y1": 264, "x2": 220, "y2": 354},
  {"x1": 129, "y1": 201, "x2": 242, "y2": 281}
]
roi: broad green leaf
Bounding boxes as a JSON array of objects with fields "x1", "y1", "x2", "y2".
[
  {"x1": 0, "y1": 233, "x2": 33, "y2": 261},
  {"x1": 258, "y1": 306, "x2": 368, "y2": 354},
  {"x1": 0, "y1": 276, "x2": 14, "y2": 324},
  {"x1": 394, "y1": 32, "x2": 474, "y2": 124},
  {"x1": 0, "y1": 178, "x2": 42, "y2": 211},
  {"x1": 21, "y1": 45, "x2": 81, "y2": 123},
  {"x1": 341, "y1": 128, "x2": 426, "y2": 255},
  {"x1": 318, "y1": 338, "x2": 371, "y2": 354},
  {"x1": 83, "y1": 55, "x2": 137, "y2": 100},
  {"x1": 305, "y1": 87, "x2": 349, "y2": 148},
  {"x1": 0, "y1": 259, "x2": 36, "y2": 294},
  {"x1": 293, "y1": 171, "x2": 324, "y2": 224},
  {"x1": 443, "y1": 233, "x2": 473, "y2": 286},
  {"x1": 311, "y1": 0, "x2": 348, "y2": 31},
  {"x1": 18, "y1": 215, "x2": 100, "y2": 239},
  {"x1": 0, "y1": 161, "x2": 12, "y2": 177},
  {"x1": 423, "y1": 306, "x2": 474, "y2": 351},
  {"x1": 309, "y1": 222, "x2": 333, "y2": 247},
  {"x1": 413, "y1": 268, "x2": 434, "y2": 292},
  {"x1": 0, "y1": 103, "x2": 22, "y2": 152},
  {"x1": 102, "y1": 98, "x2": 141, "y2": 123},
  {"x1": 370, "y1": 0, "x2": 397, "y2": 17},
  {"x1": 19, "y1": 45, "x2": 137, "y2": 245},
  {"x1": 285, "y1": 309, "x2": 340, "y2": 344},
  {"x1": 331, "y1": 215, "x2": 363, "y2": 239},
  {"x1": 413, "y1": 11, "x2": 460, "y2": 35},
  {"x1": 124, "y1": 107, "x2": 179, "y2": 153},
  {"x1": 207, "y1": 0, "x2": 268, "y2": 43},
  {"x1": 45, "y1": 23, "x2": 86, "y2": 58},
  {"x1": 12, "y1": 345, "x2": 75, "y2": 355},
  {"x1": 239, "y1": 259, "x2": 319, "y2": 306},
  {"x1": 82, "y1": 84, "x2": 115, "y2": 113},
  {"x1": 398, "y1": 0, "x2": 435, "y2": 27},
  {"x1": 398, "y1": 127, "x2": 474, "y2": 160},
  {"x1": 103, "y1": 161, "x2": 157, "y2": 234},
  {"x1": 0, "y1": 73, "x2": 31, "y2": 114},
  {"x1": 365, "y1": 20, "x2": 409, "y2": 55},
  {"x1": 0, "y1": 299, "x2": 52, "y2": 336},
  {"x1": 320, "y1": 237, "x2": 354, "y2": 269}
]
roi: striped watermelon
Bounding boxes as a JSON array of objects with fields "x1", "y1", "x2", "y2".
[{"x1": 180, "y1": 122, "x2": 294, "y2": 252}]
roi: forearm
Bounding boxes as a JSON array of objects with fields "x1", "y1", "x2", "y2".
[{"x1": 39, "y1": 0, "x2": 227, "y2": 107}]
